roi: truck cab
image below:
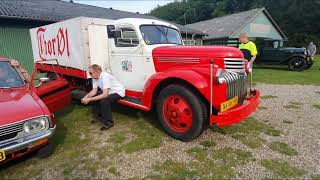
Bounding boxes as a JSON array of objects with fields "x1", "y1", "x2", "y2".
[
  {"x1": 0, "y1": 58, "x2": 63, "y2": 163},
  {"x1": 29, "y1": 17, "x2": 260, "y2": 141}
]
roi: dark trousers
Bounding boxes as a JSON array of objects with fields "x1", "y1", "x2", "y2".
[{"x1": 92, "y1": 93, "x2": 122, "y2": 125}]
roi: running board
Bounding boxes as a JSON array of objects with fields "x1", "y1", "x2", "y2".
[{"x1": 118, "y1": 97, "x2": 150, "y2": 111}]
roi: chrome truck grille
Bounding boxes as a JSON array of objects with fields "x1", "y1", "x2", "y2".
[
  {"x1": 0, "y1": 122, "x2": 24, "y2": 142},
  {"x1": 223, "y1": 58, "x2": 248, "y2": 103},
  {"x1": 224, "y1": 58, "x2": 245, "y2": 73},
  {"x1": 223, "y1": 71, "x2": 248, "y2": 103}
]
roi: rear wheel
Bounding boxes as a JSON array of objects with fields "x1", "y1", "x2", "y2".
[
  {"x1": 157, "y1": 84, "x2": 205, "y2": 141},
  {"x1": 288, "y1": 57, "x2": 306, "y2": 71}
]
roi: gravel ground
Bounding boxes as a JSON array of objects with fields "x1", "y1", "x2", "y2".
[
  {"x1": 249, "y1": 84, "x2": 320, "y2": 178},
  {"x1": 1, "y1": 84, "x2": 319, "y2": 179},
  {"x1": 113, "y1": 84, "x2": 320, "y2": 179}
]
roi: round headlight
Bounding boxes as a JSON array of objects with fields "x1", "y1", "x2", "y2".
[
  {"x1": 217, "y1": 77, "x2": 226, "y2": 84},
  {"x1": 216, "y1": 69, "x2": 226, "y2": 84},
  {"x1": 24, "y1": 117, "x2": 49, "y2": 134}
]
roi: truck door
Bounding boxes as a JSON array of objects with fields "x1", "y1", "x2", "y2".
[
  {"x1": 109, "y1": 25, "x2": 156, "y2": 92},
  {"x1": 31, "y1": 62, "x2": 71, "y2": 113}
]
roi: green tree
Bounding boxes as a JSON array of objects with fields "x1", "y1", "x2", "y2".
[{"x1": 149, "y1": 0, "x2": 320, "y2": 48}]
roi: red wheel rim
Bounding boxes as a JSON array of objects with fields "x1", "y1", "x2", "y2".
[{"x1": 162, "y1": 95, "x2": 193, "y2": 133}]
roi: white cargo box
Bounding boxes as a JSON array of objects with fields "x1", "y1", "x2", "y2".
[{"x1": 30, "y1": 17, "x2": 113, "y2": 72}]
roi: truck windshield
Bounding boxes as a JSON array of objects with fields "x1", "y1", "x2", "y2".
[
  {"x1": 0, "y1": 61, "x2": 25, "y2": 88},
  {"x1": 140, "y1": 25, "x2": 182, "y2": 45}
]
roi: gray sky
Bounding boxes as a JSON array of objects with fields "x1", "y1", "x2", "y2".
[{"x1": 74, "y1": 0, "x2": 174, "y2": 14}]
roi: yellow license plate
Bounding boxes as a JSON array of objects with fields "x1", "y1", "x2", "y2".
[
  {"x1": 0, "y1": 150, "x2": 5, "y2": 162},
  {"x1": 221, "y1": 96, "x2": 239, "y2": 112}
]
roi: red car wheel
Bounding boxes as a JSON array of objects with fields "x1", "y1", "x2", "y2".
[
  {"x1": 157, "y1": 84, "x2": 206, "y2": 141},
  {"x1": 162, "y1": 95, "x2": 193, "y2": 133}
]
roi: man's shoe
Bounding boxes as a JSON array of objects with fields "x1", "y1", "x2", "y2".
[
  {"x1": 100, "y1": 123, "x2": 114, "y2": 131},
  {"x1": 90, "y1": 116, "x2": 102, "y2": 124}
]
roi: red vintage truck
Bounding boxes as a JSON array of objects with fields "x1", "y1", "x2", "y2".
[
  {"x1": 29, "y1": 17, "x2": 260, "y2": 141},
  {"x1": 0, "y1": 58, "x2": 63, "y2": 163}
]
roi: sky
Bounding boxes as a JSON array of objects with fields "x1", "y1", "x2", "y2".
[{"x1": 74, "y1": 0, "x2": 175, "y2": 14}]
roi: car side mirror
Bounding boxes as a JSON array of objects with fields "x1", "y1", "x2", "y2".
[
  {"x1": 107, "y1": 25, "x2": 115, "y2": 38},
  {"x1": 107, "y1": 25, "x2": 121, "y2": 39}
]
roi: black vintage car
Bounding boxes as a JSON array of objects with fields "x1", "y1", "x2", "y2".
[{"x1": 255, "y1": 38, "x2": 313, "y2": 71}]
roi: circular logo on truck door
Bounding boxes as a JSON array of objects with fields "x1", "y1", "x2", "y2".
[{"x1": 121, "y1": 60, "x2": 132, "y2": 72}]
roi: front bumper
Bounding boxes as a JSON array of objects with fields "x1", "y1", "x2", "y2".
[
  {"x1": 0, "y1": 126, "x2": 56, "y2": 162},
  {"x1": 210, "y1": 90, "x2": 260, "y2": 126}
]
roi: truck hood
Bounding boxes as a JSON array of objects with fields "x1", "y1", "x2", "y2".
[
  {"x1": 0, "y1": 88, "x2": 44, "y2": 126},
  {"x1": 153, "y1": 45, "x2": 244, "y2": 58},
  {"x1": 152, "y1": 45, "x2": 244, "y2": 72}
]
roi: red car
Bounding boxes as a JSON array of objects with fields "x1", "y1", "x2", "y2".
[{"x1": 0, "y1": 57, "x2": 70, "y2": 163}]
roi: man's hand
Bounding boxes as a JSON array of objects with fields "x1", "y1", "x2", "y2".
[
  {"x1": 10, "y1": 59, "x2": 20, "y2": 67},
  {"x1": 10, "y1": 59, "x2": 31, "y2": 83},
  {"x1": 81, "y1": 97, "x2": 91, "y2": 105}
]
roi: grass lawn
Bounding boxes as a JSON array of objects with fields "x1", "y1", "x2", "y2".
[{"x1": 253, "y1": 55, "x2": 320, "y2": 85}]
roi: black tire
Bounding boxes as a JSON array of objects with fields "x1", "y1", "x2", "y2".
[
  {"x1": 157, "y1": 84, "x2": 205, "y2": 141},
  {"x1": 200, "y1": 101, "x2": 210, "y2": 130},
  {"x1": 288, "y1": 57, "x2": 307, "y2": 71}
]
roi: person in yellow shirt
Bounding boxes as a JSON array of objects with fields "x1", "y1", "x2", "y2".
[
  {"x1": 239, "y1": 33, "x2": 258, "y2": 62},
  {"x1": 239, "y1": 33, "x2": 257, "y2": 93}
]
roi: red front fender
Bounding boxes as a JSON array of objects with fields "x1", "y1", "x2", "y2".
[{"x1": 142, "y1": 69, "x2": 212, "y2": 108}]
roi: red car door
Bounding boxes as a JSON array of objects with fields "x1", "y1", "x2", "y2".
[{"x1": 31, "y1": 61, "x2": 72, "y2": 113}]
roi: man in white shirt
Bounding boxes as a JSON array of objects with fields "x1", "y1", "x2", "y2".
[{"x1": 81, "y1": 64, "x2": 125, "y2": 131}]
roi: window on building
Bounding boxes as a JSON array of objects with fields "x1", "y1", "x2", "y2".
[{"x1": 183, "y1": 39, "x2": 196, "y2": 45}]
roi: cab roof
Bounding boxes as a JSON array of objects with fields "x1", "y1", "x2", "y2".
[{"x1": 113, "y1": 18, "x2": 179, "y2": 31}]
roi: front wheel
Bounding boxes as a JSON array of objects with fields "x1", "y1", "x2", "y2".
[
  {"x1": 288, "y1": 57, "x2": 307, "y2": 71},
  {"x1": 156, "y1": 84, "x2": 205, "y2": 141}
]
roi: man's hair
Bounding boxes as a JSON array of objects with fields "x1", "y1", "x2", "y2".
[
  {"x1": 89, "y1": 64, "x2": 102, "y2": 72},
  {"x1": 240, "y1": 32, "x2": 248, "y2": 38}
]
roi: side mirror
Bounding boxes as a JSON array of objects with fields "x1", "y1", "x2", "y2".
[
  {"x1": 107, "y1": 25, "x2": 115, "y2": 38},
  {"x1": 107, "y1": 25, "x2": 121, "y2": 39},
  {"x1": 39, "y1": 77, "x2": 50, "y2": 83}
]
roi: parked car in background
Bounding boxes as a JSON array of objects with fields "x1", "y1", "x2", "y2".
[
  {"x1": 255, "y1": 38, "x2": 313, "y2": 71},
  {"x1": 0, "y1": 57, "x2": 69, "y2": 163}
]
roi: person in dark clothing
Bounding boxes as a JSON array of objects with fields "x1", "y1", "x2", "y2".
[{"x1": 81, "y1": 64, "x2": 125, "y2": 131}]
